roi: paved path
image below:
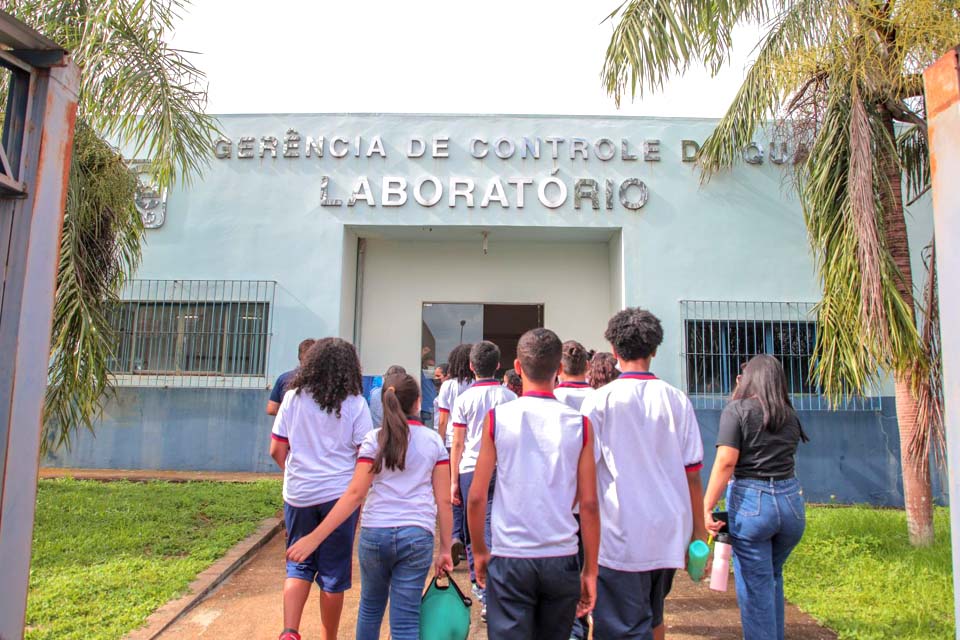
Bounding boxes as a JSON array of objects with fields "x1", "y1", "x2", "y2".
[{"x1": 160, "y1": 533, "x2": 835, "y2": 640}]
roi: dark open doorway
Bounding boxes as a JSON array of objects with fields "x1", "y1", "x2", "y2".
[
  {"x1": 483, "y1": 304, "x2": 544, "y2": 377},
  {"x1": 421, "y1": 302, "x2": 544, "y2": 378}
]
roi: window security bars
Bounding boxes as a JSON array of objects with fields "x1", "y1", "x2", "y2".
[
  {"x1": 680, "y1": 301, "x2": 882, "y2": 411},
  {"x1": 108, "y1": 280, "x2": 276, "y2": 388}
]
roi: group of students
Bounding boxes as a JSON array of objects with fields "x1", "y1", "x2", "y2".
[{"x1": 269, "y1": 308, "x2": 808, "y2": 640}]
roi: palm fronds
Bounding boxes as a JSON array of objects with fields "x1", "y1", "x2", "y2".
[
  {"x1": 4, "y1": 0, "x2": 220, "y2": 451},
  {"x1": 44, "y1": 122, "x2": 141, "y2": 452}
]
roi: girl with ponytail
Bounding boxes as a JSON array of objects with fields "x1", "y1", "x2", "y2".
[{"x1": 287, "y1": 373, "x2": 454, "y2": 640}]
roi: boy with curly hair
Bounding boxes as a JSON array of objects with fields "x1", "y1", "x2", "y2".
[
  {"x1": 270, "y1": 338, "x2": 373, "y2": 640},
  {"x1": 580, "y1": 309, "x2": 707, "y2": 640}
]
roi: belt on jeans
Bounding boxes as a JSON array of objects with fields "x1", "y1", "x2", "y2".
[{"x1": 736, "y1": 473, "x2": 795, "y2": 482}]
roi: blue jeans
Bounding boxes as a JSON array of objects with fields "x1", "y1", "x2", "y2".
[
  {"x1": 458, "y1": 469, "x2": 494, "y2": 585},
  {"x1": 727, "y1": 477, "x2": 806, "y2": 640},
  {"x1": 356, "y1": 526, "x2": 434, "y2": 640},
  {"x1": 448, "y1": 448, "x2": 465, "y2": 547}
]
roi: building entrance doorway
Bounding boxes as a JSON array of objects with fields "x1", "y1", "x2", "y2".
[
  {"x1": 351, "y1": 229, "x2": 621, "y2": 387},
  {"x1": 421, "y1": 303, "x2": 544, "y2": 377}
]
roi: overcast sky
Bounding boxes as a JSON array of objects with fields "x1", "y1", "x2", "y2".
[{"x1": 170, "y1": 0, "x2": 762, "y2": 117}]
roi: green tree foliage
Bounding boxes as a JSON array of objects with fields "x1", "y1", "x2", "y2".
[
  {"x1": 2, "y1": 0, "x2": 218, "y2": 451},
  {"x1": 603, "y1": 0, "x2": 959, "y2": 545}
]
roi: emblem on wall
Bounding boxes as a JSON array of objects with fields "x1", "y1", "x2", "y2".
[{"x1": 129, "y1": 160, "x2": 167, "y2": 229}]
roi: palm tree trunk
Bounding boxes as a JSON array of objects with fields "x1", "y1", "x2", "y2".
[{"x1": 879, "y1": 105, "x2": 934, "y2": 546}]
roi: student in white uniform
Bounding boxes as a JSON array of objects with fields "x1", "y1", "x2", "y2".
[
  {"x1": 580, "y1": 308, "x2": 707, "y2": 640},
  {"x1": 554, "y1": 339, "x2": 592, "y2": 640},
  {"x1": 286, "y1": 373, "x2": 454, "y2": 640},
  {"x1": 554, "y1": 340, "x2": 592, "y2": 412},
  {"x1": 450, "y1": 341, "x2": 517, "y2": 615},
  {"x1": 269, "y1": 338, "x2": 373, "y2": 640},
  {"x1": 436, "y1": 343, "x2": 474, "y2": 562},
  {"x1": 467, "y1": 328, "x2": 600, "y2": 640}
]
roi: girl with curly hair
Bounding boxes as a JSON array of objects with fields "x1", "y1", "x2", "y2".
[
  {"x1": 270, "y1": 337, "x2": 373, "y2": 640},
  {"x1": 435, "y1": 343, "x2": 475, "y2": 571},
  {"x1": 587, "y1": 351, "x2": 619, "y2": 389},
  {"x1": 287, "y1": 373, "x2": 454, "y2": 640}
]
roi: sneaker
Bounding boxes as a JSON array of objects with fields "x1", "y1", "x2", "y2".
[
  {"x1": 451, "y1": 539, "x2": 465, "y2": 567},
  {"x1": 279, "y1": 630, "x2": 301, "y2": 640},
  {"x1": 471, "y1": 582, "x2": 484, "y2": 602},
  {"x1": 481, "y1": 602, "x2": 487, "y2": 622}
]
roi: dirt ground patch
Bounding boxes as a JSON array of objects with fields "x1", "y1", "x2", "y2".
[{"x1": 159, "y1": 532, "x2": 834, "y2": 639}]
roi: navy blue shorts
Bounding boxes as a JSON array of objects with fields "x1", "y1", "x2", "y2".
[
  {"x1": 284, "y1": 500, "x2": 359, "y2": 592},
  {"x1": 593, "y1": 566, "x2": 676, "y2": 639}
]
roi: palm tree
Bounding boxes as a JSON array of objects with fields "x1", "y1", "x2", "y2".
[
  {"x1": 2, "y1": 0, "x2": 218, "y2": 451},
  {"x1": 602, "y1": 0, "x2": 959, "y2": 545}
]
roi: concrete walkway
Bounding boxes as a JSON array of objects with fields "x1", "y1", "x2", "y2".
[{"x1": 160, "y1": 533, "x2": 835, "y2": 640}]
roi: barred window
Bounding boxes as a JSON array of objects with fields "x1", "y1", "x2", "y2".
[
  {"x1": 680, "y1": 301, "x2": 880, "y2": 411},
  {"x1": 108, "y1": 280, "x2": 275, "y2": 388}
]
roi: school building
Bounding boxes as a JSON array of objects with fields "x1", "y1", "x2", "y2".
[{"x1": 45, "y1": 113, "x2": 946, "y2": 506}]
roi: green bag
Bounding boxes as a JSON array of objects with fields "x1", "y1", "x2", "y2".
[{"x1": 419, "y1": 571, "x2": 472, "y2": 640}]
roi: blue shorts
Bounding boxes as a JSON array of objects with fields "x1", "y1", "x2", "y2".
[
  {"x1": 593, "y1": 567, "x2": 676, "y2": 638},
  {"x1": 284, "y1": 500, "x2": 359, "y2": 592}
]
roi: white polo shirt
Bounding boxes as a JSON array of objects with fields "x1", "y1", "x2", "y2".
[
  {"x1": 490, "y1": 391, "x2": 587, "y2": 559},
  {"x1": 437, "y1": 378, "x2": 473, "y2": 447},
  {"x1": 357, "y1": 418, "x2": 449, "y2": 534},
  {"x1": 581, "y1": 371, "x2": 704, "y2": 572},
  {"x1": 554, "y1": 381, "x2": 592, "y2": 412},
  {"x1": 452, "y1": 379, "x2": 517, "y2": 474},
  {"x1": 272, "y1": 391, "x2": 373, "y2": 507}
]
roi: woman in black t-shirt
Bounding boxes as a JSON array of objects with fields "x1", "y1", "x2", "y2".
[{"x1": 703, "y1": 355, "x2": 809, "y2": 640}]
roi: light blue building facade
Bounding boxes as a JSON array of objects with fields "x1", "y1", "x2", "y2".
[{"x1": 46, "y1": 113, "x2": 945, "y2": 506}]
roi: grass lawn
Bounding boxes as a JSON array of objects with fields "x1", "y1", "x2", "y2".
[
  {"x1": 786, "y1": 505, "x2": 954, "y2": 639},
  {"x1": 26, "y1": 478, "x2": 282, "y2": 640}
]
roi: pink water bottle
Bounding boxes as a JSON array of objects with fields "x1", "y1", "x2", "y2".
[{"x1": 709, "y1": 533, "x2": 732, "y2": 592}]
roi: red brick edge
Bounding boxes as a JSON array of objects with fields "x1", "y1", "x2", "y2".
[{"x1": 124, "y1": 516, "x2": 283, "y2": 640}]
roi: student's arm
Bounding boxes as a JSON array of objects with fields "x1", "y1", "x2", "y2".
[
  {"x1": 576, "y1": 418, "x2": 600, "y2": 618},
  {"x1": 432, "y1": 461, "x2": 455, "y2": 576},
  {"x1": 680, "y1": 397, "x2": 708, "y2": 545},
  {"x1": 449, "y1": 409, "x2": 466, "y2": 505},
  {"x1": 266, "y1": 374, "x2": 285, "y2": 415},
  {"x1": 467, "y1": 414, "x2": 497, "y2": 588},
  {"x1": 437, "y1": 411, "x2": 450, "y2": 445},
  {"x1": 269, "y1": 397, "x2": 290, "y2": 470},
  {"x1": 269, "y1": 437, "x2": 289, "y2": 471},
  {"x1": 704, "y1": 403, "x2": 744, "y2": 533},
  {"x1": 286, "y1": 463, "x2": 375, "y2": 562},
  {"x1": 703, "y1": 446, "x2": 739, "y2": 534},
  {"x1": 686, "y1": 467, "x2": 709, "y2": 545}
]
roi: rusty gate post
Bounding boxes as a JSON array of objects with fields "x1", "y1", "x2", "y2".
[
  {"x1": 0, "y1": 12, "x2": 79, "y2": 638},
  {"x1": 924, "y1": 47, "x2": 960, "y2": 640}
]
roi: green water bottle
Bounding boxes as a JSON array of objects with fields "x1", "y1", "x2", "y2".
[{"x1": 687, "y1": 539, "x2": 710, "y2": 582}]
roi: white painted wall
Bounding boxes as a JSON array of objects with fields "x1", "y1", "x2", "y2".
[{"x1": 359, "y1": 237, "x2": 613, "y2": 376}]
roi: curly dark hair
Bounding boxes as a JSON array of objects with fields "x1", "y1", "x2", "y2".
[
  {"x1": 504, "y1": 369, "x2": 523, "y2": 396},
  {"x1": 291, "y1": 337, "x2": 363, "y2": 417},
  {"x1": 447, "y1": 343, "x2": 475, "y2": 384},
  {"x1": 604, "y1": 308, "x2": 663, "y2": 361},
  {"x1": 588, "y1": 352, "x2": 619, "y2": 389}
]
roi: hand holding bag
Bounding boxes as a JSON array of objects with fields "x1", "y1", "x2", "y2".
[{"x1": 419, "y1": 570, "x2": 472, "y2": 640}]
